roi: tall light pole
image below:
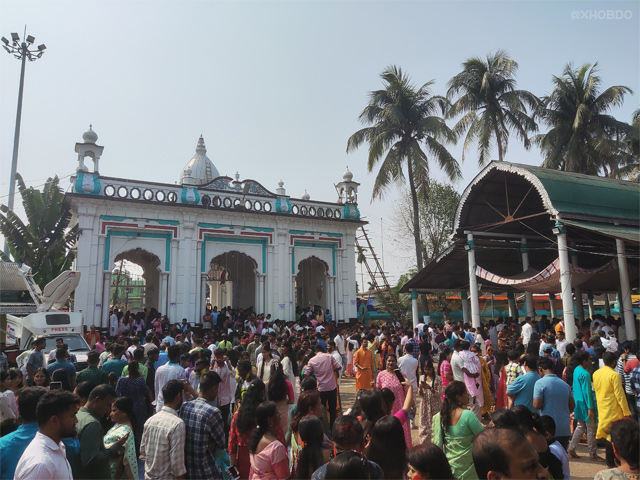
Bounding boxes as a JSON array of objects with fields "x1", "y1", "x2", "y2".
[{"x1": 2, "y1": 31, "x2": 46, "y2": 255}]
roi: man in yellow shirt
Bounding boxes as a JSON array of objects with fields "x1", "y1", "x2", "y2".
[{"x1": 593, "y1": 351, "x2": 631, "y2": 467}]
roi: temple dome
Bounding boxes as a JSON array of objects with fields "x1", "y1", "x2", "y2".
[{"x1": 179, "y1": 136, "x2": 219, "y2": 185}]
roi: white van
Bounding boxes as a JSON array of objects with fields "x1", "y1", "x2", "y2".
[{"x1": 3, "y1": 266, "x2": 91, "y2": 370}]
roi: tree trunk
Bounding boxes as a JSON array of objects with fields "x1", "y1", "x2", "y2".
[
  {"x1": 407, "y1": 159, "x2": 429, "y2": 316},
  {"x1": 495, "y1": 123, "x2": 504, "y2": 162}
]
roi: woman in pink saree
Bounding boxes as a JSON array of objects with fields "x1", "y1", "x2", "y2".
[{"x1": 249, "y1": 401, "x2": 290, "y2": 480}]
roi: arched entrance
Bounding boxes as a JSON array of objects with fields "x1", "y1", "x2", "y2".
[
  {"x1": 112, "y1": 248, "x2": 161, "y2": 311},
  {"x1": 296, "y1": 257, "x2": 329, "y2": 310},
  {"x1": 207, "y1": 251, "x2": 257, "y2": 309}
]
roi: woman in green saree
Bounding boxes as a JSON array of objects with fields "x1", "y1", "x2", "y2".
[{"x1": 432, "y1": 381, "x2": 484, "y2": 480}]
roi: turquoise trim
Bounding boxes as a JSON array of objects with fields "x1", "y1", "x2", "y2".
[
  {"x1": 242, "y1": 226, "x2": 274, "y2": 233},
  {"x1": 275, "y1": 197, "x2": 291, "y2": 214},
  {"x1": 100, "y1": 215, "x2": 179, "y2": 226},
  {"x1": 201, "y1": 235, "x2": 267, "y2": 274},
  {"x1": 198, "y1": 223, "x2": 234, "y2": 229},
  {"x1": 342, "y1": 204, "x2": 360, "y2": 220},
  {"x1": 181, "y1": 186, "x2": 200, "y2": 205},
  {"x1": 289, "y1": 230, "x2": 343, "y2": 238},
  {"x1": 520, "y1": 244, "x2": 529, "y2": 254},
  {"x1": 461, "y1": 290, "x2": 468, "y2": 300},
  {"x1": 74, "y1": 172, "x2": 101, "y2": 195},
  {"x1": 411, "y1": 290, "x2": 418, "y2": 300},
  {"x1": 291, "y1": 240, "x2": 336, "y2": 276},
  {"x1": 104, "y1": 229, "x2": 172, "y2": 271},
  {"x1": 466, "y1": 239, "x2": 475, "y2": 250}
]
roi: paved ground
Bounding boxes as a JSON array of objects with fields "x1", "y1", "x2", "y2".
[{"x1": 337, "y1": 376, "x2": 603, "y2": 480}]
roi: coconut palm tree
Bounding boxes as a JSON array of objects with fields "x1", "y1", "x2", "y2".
[
  {"x1": 0, "y1": 173, "x2": 79, "y2": 287},
  {"x1": 347, "y1": 65, "x2": 460, "y2": 279},
  {"x1": 534, "y1": 62, "x2": 633, "y2": 175},
  {"x1": 447, "y1": 50, "x2": 539, "y2": 165}
]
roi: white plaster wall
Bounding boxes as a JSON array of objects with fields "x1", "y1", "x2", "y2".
[{"x1": 69, "y1": 196, "x2": 361, "y2": 325}]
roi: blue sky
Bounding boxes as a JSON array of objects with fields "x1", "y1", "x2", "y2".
[{"x1": 1, "y1": 0, "x2": 638, "y2": 285}]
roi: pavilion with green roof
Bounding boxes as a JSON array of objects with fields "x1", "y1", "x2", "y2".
[{"x1": 402, "y1": 161, "x2": 639, "y2": 341}]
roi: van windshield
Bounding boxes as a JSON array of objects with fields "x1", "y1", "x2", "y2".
[{"x1": 44, "y1": 336, "x2": 90, "y2": 353}]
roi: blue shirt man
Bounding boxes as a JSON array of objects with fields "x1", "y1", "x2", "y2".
[
  {"x1": 506, "y1": 355, "x2": 540, "y2": 414},
  {"x1": 47, "y1": 358, "x2": 76, "y2": 381},
  {"x1": 533, "y1": 357, "x2": 574, "y2": 441},
  {"x1": 155, "y1": 349, "x2": 170, "y2": 369}
]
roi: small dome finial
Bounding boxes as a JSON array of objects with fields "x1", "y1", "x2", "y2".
[
  {"x1": 82, "y1": 125, "x2": 98, "y2": 144},
  {"x1": 301, "y1": 190, "x2": 310, "y2": 201},
  {"x1": 342, "y1": 166, "x2": 353, "y2": 182}
]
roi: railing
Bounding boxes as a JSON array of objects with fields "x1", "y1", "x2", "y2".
[{"x1": 82, "y1": 177, "x2": 352, "y2": 220}]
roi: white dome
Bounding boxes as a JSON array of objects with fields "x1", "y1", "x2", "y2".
[
  {"x1": 82, "y1": 125, "x2": 98, "y2": 144},
  {"x1": 180, "y1": 136, "x2": 220, "y2": 186},
  {"x1": 301, "y1": 190, "x2": 310, "y2": 200},
  {"x1": 342, "y1": 166, "x2": 353, "y2": 182}
]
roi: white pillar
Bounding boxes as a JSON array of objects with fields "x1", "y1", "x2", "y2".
[
  {"x1": 548, "y1": 293, "x2": 557, "y2": 319},
  {"x1": 411, "y1": 290, "x2": 419, "y2": 328},
  {"x1": 587, "y1": 293, "x2": 595, "y2": 320},
  {"x1": 257, "y1": 274, "x2": 265, "y2": 315},
  {"x1": 200, "y1": 274, "x2": 208, "y2": 322},
  {"x1": 556, "y1": 223, "x2": 576, "y2": 341},
  {"x1": 616, "y1": 238, "x2": 637, "y2": 340},
  {"x1": 461, "y1": 291, "x2": 470, "y2": 323},
  {"x1": 467, "y1": 233, "x2": 481, "y2": 328},
  {"x1": 159, "y1": 272, "x2": 169, "y2": 315},
  {"x1": 507, "y1": 292, "x2": 517, "y2": 318},
  {"x1": 570, "y1": 243, "x2": 584, "y2": 320},
  {"x1": 101, "y1": 272, "x2": 112, "y2": 330},
  {"x1": 521, "y1": 238, "x2": 535, "y2": 319}
]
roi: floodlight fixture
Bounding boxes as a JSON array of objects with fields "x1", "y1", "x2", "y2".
[
  {"x1": 551, "y1": 227, "x2": 561, "y2": 235},
  {"x1": 2, "y1": 29, "x2": 47, "y2": 255}
]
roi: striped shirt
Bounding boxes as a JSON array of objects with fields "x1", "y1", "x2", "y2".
[{"x1": 140, "y1": 407, "x2": 186, "y2": 480}]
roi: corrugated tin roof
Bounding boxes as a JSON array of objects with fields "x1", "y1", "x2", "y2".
[{"x1": 511, "y1": 163, "x2": 640, "y2": 224}]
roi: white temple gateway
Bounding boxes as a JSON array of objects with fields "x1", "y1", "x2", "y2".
[{"x1": 66, "y1": 127, "x2": 364, "y2": 328}]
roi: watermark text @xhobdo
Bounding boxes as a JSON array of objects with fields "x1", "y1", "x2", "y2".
[{"x1": 571, "y1": 10, "x2": 633, "y2": 20}]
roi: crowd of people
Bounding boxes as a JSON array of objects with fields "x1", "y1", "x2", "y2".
[{"x1": 0, "y1": 305, "x2": 639, "y2": 480}]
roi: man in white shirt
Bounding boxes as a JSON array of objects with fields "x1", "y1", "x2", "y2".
[
  {"x1": 211, "y1": 350, "x2": 234, "y2": 435},
  {"x1": 522, "y1": 316, "x2": 533, "y2": 346},
  {"x1": 154, "y1": 345, "x2": 186, "y2": 412},
  {"x1": 334, "y1": 328, "x2": 347, "y2": 377},
  {"x1": 397, "y1": 343, "x2": 419, "y2": 428},
  {"x1": 109, "y1": 311, "x2": 118, "y2": 337},
  {"x1": 556, "y1": 330, "x2": 569, "y2": 358},
  {"x1": 450, "y1": 339, "x2": 465, "y2": 382},
  {"x1": 14, "y1": 390, "x2": 79, "y2": 480}
]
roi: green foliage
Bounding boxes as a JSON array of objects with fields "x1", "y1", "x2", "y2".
[
  {"x1": 347, "y1": 65, "x2": 460, "y2": 274},
  {"x1": 393, "y1": 180, "x2": 461, "y2": 264},
  {"x1": 534, "y1": 63, "x2": 634, "y2": 176},
  {"x1": 0, "y1": 174, "x2": 79, "y2": 288},
  {"x1": 447, "y1": 50, "x2": 539, "y2": 165}
]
